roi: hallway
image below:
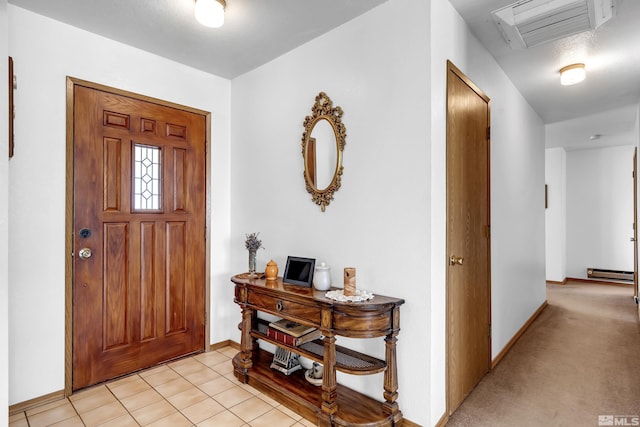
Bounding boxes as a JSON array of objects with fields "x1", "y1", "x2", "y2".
[{"x1": 448, "y1": 281, "x2": 640, "y2": 426}]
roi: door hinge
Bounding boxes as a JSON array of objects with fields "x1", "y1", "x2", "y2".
[
  {"x1": 486, "y1": 225, "x2": 491, "y2": 238},
  {"x1": 488, "y1": 326, "x2": 492, "y2": 337},
  {"x1": 486, "y1": 127, "x2": 491, "y2": 140}
]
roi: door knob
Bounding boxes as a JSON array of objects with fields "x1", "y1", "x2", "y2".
[
  {"x1": 78, "y1": 248, "x2": 92, "y2": 260},
  {"x1": 631, "y1": 237, "x2": 636, "y2": 242},
  {"x1": 449, "y1": 255, "x2": 464, "y2": 266}
]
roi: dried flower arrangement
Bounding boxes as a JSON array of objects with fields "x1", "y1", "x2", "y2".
[{"x1": 245, "y1": 232, "x2": 263, "y2": 251}]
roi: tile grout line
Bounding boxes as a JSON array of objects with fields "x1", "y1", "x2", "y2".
[
  {"x1": 66, "y1": 395, "x2": 88, "y2": 426},
  {"x1": 181, "y1": 352, "x2": 294, "y2": 426},
  {"x1": 105, "y1": 352, "x2": 218, "y2": 424},
  {"x1": 136, "y1": 365, "x2": 193, "y2": 426},
  {"x1": 130, "y1": 351, "x2": 242, "y2": 426},
  {"x1": 17, "y1": 349, "x2": 300, "y2": 427},
  {"x1": 103, "y1": 379, "x2": 142, "y2": 427},
  {"x1": 104, "y1": 353, "x2": 226, "y2": 426},
  {"x1": 166, "y1": 353, "x2": 260, "y2": 425}
]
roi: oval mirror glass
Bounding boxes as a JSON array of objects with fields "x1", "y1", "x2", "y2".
[{"x1": 307, "y1": 118, "x2": 338, "y2": 191}]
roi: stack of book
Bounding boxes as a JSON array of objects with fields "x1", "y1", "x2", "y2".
[{"x1": 267, "y1": 319, "x2": 322, "y2": 347}]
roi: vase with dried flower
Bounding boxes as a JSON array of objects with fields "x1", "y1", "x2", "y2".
[{"x1": 245, "y1": 232, "x2": 263, "y2": 277}]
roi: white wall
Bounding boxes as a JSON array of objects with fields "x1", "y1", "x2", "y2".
[
  {"x1": 566, "y1": 145, "x2": 635, "y2": 279},
  {"x1": 8, "y1": 6, "x2": 232, "y2": 404},
  {"x1": 1, "y1": 0, "x2": 10, "y2": 422},
  {"x1": 430, "y1": 2, "x2": 547, "y2": 424},
  {"x1": 545, "y1": 148, "x2": 567, "y2": 282},
  {"x1": 230, "y1": 0, "x2": 546, "y2": 424},
  {"x1": 231, "y1": 0, "x2": 430, "y2": 424}
]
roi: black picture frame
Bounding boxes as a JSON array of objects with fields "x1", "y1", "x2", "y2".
[{"x1": 283, "y1": 256, "x2": 315, "y2": 287}]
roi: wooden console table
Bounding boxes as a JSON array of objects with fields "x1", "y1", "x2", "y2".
[{"x1": 231, "y1": 275, "x2": 405, "y2": 426}]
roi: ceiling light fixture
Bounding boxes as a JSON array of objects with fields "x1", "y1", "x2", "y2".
[
  {"x1": 195, "y1": 0, "x2": 225, "y2": 28},
  {"x1": 560, "y1": 63, "x2": 586, "y2": 86}
]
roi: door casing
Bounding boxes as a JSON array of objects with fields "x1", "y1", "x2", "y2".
[{"x1": 64, "y1": 77, "x2": 212, "y2": 396}]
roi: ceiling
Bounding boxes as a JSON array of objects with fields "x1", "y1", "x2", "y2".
[
  {"x1": 8, "y1": 0, "x2": 640, "y2": 150},
  {"x1": 449, "y1": 0, "x2": 640, "y2": 150},
  {"x1": 7, "y1": 0, "x2": 387, "y2": 79}
]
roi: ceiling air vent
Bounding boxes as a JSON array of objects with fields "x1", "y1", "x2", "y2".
[{"x1": 491, "y1": 0, "x2": 614, "y2": 49}]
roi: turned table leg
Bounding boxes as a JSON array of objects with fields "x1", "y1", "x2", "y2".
[
  {"x1": 234, "y1": 305, "x2": 255, "y2": 382},
  {"x1": 383, "y1": 306, "x2": 400, "y2": 416},
  {"x1": 321, "y1": 333, "x2": 338, "y2": 416}
]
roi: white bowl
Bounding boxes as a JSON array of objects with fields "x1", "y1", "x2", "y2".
[{"x1": 305, "y1": 369, "x2": 323, "y2": 386}]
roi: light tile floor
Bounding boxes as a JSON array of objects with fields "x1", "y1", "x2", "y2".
[{"x1": 8, "y1": 346, "x2": 317, "y2": 427}]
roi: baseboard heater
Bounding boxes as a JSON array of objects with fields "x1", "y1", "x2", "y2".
[{"x1": 587, "y1": 268, "x2": 634, "y2": 282}]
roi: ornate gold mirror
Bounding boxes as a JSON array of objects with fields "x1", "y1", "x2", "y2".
[{"x1": 301, "y1": 92, "x2": 346, "y2": 212}]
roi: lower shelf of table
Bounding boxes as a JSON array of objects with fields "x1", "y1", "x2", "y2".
[
  {"x1": 232, "y1": 348, "x2": 403, "y2": 427},
  {"x1": 250, "y1": 320, "x2": 387, "y2": 375}
]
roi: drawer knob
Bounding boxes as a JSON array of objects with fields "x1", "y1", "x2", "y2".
[{"x1": 276, "y1": 300, "x2": 284, "y2": 312}]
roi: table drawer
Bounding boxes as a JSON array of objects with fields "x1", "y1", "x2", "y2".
[
  {"x1": 248, "y1": 291, "x2": 321, "y2": 325},
  {"x1": 333, "y1": 305, "x2": 393, "y2": 338}
]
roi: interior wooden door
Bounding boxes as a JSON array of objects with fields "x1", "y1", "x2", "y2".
[
  {"x1": 633, "y1": 147, "x2": 638, "y2": 317},
  {"x1": 446, "y1": 61, "x2": 491, "y2": 415},
  {"x1": 72, "y1": 83, "x2": 206, "y2": 390}
]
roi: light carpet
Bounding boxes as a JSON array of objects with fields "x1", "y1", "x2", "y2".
[{"x1": 447, "y1": 281, "x2": 640, "y2": 427}]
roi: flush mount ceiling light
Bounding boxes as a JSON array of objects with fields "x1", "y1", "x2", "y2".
[
  {"x1": 195, "y1": 0, "x2": 225, "y2": 28},
  {"x1": 560, "y1": 63, "x2": 586, "y2": 85}
]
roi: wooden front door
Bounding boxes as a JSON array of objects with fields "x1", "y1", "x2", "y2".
[
  {"x1": 446, "y1": 61, "x2": 491, "y2": 415},
  {"x1": 71, "y1": 81, "x2": 207, "y2": 390}
]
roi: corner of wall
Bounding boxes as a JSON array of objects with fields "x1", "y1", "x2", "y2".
[
  {"x1": 545, "y1": 147, "x2": 568, "y2": 282},
  {"x1": 1, "y1": 0, "x2": 11, "y2": 420}
]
